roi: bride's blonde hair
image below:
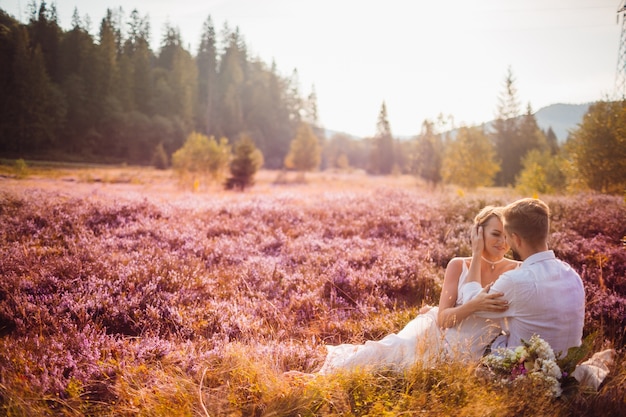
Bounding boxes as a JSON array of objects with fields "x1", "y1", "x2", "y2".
[{"x1": 474, "y1": 205, "x2": 503, "y2": 227}]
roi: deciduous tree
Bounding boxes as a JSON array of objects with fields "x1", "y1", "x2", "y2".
[
  {"x1": 284, "y1": 122, "x2": 321, "y2": 178},
  {"x1": 566, "y1": 100, "x2": 626, "y2": 193},
  {"x1": 515, "y1": 149, "x2": 566, "y2": 195},
  {"x1": 172, "y1": 131, "x2": 231, "y2": 186},
  {"x1": 442, "y1": 126, "x2": 499, "y2": 189}
]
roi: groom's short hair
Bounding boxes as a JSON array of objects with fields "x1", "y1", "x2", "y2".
[{"x1": 503, "y1": 198, "x2": 549, "y2": 247}]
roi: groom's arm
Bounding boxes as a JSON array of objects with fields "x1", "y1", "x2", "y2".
[{"x1": 464, "y1": 274, "x2": 516, "y2": 320}]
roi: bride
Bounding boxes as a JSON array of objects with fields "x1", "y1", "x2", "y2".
[{"x1": 317, "y1": 206, "x2": 520, "y2": 374}]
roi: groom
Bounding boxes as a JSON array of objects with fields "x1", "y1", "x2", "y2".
[{"x1": 465, "y1": 198, "x2": 585, "y2": 356}]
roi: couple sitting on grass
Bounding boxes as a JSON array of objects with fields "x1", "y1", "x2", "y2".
[{"x1": 293, "y1": 198, "x2": 614, "y2": 390}]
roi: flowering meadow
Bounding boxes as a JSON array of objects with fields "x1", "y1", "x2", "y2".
[{"x1": 0, "y1": 169, "x2": 625, "y2": 416}]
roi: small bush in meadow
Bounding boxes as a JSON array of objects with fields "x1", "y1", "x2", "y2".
[{"x1": 12, "y1": 158, "x2": 28, "y2": 179}]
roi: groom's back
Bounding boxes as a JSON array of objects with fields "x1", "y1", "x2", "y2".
[{"x1": 492, "y1": 251, "x2": 585, "y2": 356}]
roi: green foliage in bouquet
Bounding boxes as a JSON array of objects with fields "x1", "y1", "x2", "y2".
[{"x1": 557, "y1": 332, "x2": 596, "y2": 397}]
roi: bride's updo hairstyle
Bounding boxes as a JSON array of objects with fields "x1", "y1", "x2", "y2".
[
  {"x1": 473, "y1": 205, "x2": 504, "y2": 228},
  {"x1": 502, "y1": 198, "x2": 550, "y2": 247}
]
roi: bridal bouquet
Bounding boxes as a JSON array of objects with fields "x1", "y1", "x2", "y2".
[{"x1": 481, "y1": 335, "x2": 564, "y2": 397}]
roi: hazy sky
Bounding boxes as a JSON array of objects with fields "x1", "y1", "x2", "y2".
[{"x1": 1, "y1": 0, "x2": 621, "y2": 137}]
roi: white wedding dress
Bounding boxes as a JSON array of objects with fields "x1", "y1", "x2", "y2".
[{"x1": 318, "y1": 261, "x2": 502, "y2": 374}]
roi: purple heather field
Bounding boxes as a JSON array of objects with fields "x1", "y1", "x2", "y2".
[{"x1": 0, "y1": 176, "x2": 624, "y2": 406}]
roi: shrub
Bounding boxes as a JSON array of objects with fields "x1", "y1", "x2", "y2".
[
  {"x1": 224, "y1": 134, "x2": 263, "y2": 190},
  {"x1": 13, "y1": 158, "x2": 28, "y2": 179},
  {"x1": 172, "y1": 132, "x2": 231, "y2": 187}
]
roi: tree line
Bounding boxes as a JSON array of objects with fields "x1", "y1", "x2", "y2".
[
  {"x1": 1, "y1": 3, "x2": 624, "y2": 193},
  {"x1": 0, "y1": 2, "x2": 313, "y2": 169},
  {"x1": 354, "y1": 67, "x2": 625, "y2": 194}
]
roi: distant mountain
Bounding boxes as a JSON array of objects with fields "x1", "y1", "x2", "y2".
[
  {"x1": 323, "y1": 128, "x2": 362, "y2": 140},
  {"x1": 533, "y1": 103, "x2": 591, "y2": 143},
  {"x1": 482, "y1": 103, "x2": 591, "y2": 143},
  {"x1": 324, "y1": 102, "x2": 592, "y2": 142}
]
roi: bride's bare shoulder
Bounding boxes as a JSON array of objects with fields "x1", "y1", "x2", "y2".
[
  {"x1": 504, "y1": 259, "x2": 521, "y2": 271},
  {"x1": 446, "y1": 257, "x2": 470, "y2": 269}
]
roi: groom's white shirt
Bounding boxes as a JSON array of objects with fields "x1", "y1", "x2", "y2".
[{"x1": 461, "y1": 250, "x2": 585, "y2": 356}]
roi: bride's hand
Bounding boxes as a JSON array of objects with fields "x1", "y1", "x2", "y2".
[
  {"x1": 471, "y1": 283, "x2": 509, "y2": 312},
  {"x1": 470, "y1": 224, "x2": 485, "y2": 257},
  {"x1": 419, "y1": 305, "x2": 433, "y2": 314}
]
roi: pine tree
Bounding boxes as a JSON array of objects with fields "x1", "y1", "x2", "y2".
[
  {"x1": 11, "y1": 26, "x2": 64, "y2": 153},
  {"x1": 303, "y1": 84, "x2": 325, "y2": 143},
  {"x1": 125, "y1": 9, "x2": 153, "y2": 115},
  {"x1": 29, "y1": 1, "x2": 62, "y2": 83},
  {"x1": 93, "y1": 9, "x2": 121, "y2": 115},
  {"x1": 285, "y1": 68, "x2": 303, "y2": 124},
  {"x1": 492, "y1": 67, "x2": 521, "y2": 186},
  {"x1": 89, "y1": 9, "x2": 126, "y2": 157},
  {"x1": 263, "y1": 64, "x2": 300, "y2": 168},
  {"x1": 412, "y1": 120, "x2": 443, "y2": 186},
  {"x1": 303, "y1": 85, "x2": 319, "y2": 125},
  {"x1": 196, "y1": 16, "x2": 218, "y2": 135},
  {"x1": 216, "y1": 26, "x2": 245, "y2": 140},
  {"x1": 225, "y1": 134, "x2": 264, "y2": 190},
  {"x1": 545, "y1": 126, "x2": 559, "y2": 155},
  {"x1": 157, "y1": 24, "x2": 197, "y2": 129},
  {"x1": 518, "y1": 103, "x2": 548, "y2": 154},
  {"x1": 0, "y1": 11, "x2": 20, "y2": 151},
  {"x1": 58, "y1": 9, "x2": 95, "y2": 153},
  {"x1": 370, "y1": 101, "x2": 394, "y2": 174}
]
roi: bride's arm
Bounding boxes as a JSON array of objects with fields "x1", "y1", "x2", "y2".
[
  {"x1": 437, "y1": 258, "x2": 508, "y2": 329},
  {"x1": 437, "y1": 258, "x2": 464, "y2": 328}
]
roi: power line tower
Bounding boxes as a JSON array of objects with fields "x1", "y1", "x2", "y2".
[{"x1": 616, "y1": 1, "x2": 626, "y2": 98}]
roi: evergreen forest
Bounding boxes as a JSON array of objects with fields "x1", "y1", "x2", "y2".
[
  {"x1": 0, "y1": 3, "x2": 314, "y2": 169},
  {"x1": 1, "y1": 2, "x2": 625, "y2": 193}
]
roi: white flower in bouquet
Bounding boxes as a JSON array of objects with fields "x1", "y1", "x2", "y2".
[{"x1": 481, "y1": 334, "x2": 564, "y2": 398}]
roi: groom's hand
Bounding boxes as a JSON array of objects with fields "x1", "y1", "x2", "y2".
[{"x1": 474, "y1": 283, "x2": 509, "y2": 312}]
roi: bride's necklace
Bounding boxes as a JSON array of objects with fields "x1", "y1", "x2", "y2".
[{"x1": 481, "y1": 256, "x2": 506, "y2": 271}]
